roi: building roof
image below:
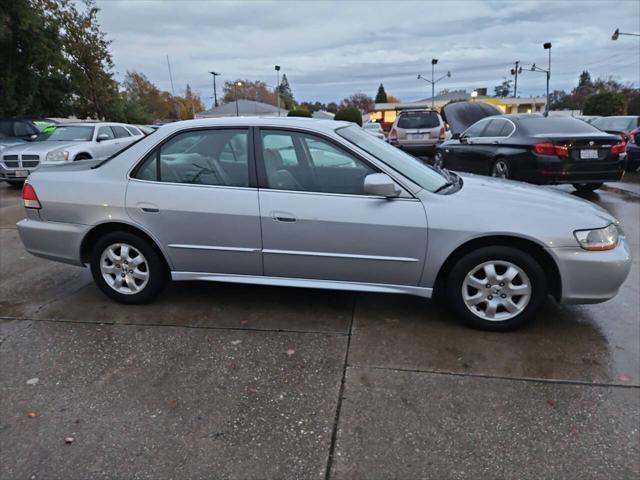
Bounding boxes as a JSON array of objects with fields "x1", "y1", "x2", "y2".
[{"x1": 197, "y1": 99, "x2": 288, "y2": 117}]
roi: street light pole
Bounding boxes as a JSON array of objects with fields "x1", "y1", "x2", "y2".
[
  {"x1": 544, "y1": 42, "x2": 552, "y2": 116},
  {"x1": 612, "y1": 28, "x2": 640, "y2": 40},
  {"x1": 417, "y1": 59, "x2": 451, "y2": 111},
  {"x1": 234, "y1": 81, "x2": 242, "y2": 116},
  {"x1": 209, "y1": 71, "x2": 221, "y2": 107},
  {"x1": 275, "y1": 65, "x2": 281, "y2": 117}
]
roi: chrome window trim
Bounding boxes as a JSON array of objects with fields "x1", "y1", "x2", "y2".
[{"x1": 127, "y1": 177, "x2": 256, "y2": 191}]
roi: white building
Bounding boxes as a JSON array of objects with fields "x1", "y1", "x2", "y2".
[{"x1": 195, "y1": 100, "x2": 288, "y2": 118}]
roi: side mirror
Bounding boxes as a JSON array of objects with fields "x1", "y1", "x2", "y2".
[
  {"x1": 364, "y1": 173, "x2": 401, "y2": 198},
  {"x1": 29, "y1": 134, "x2": 38, "y2": 141},
  {"x1": 97, "y1": 133, "x2": 110, "y2": 142}
]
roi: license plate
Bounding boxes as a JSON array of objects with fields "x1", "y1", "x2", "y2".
[
  {"x1": 15, "y1": 169, "x2": 28, "y2": 177},
  {"x1": 580, "y1": 149, "x2": 599, "y2": 159},
  {"x1": 408, "y1": 134, "x2": 424, "y2": 140}
]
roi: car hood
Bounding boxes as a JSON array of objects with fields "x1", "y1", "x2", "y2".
[
  {"x1": 0, "y1": 141, "x2": 86, "y2": 155},
  {"x1": 441, "y1": 101, "x2": 502, "y2": 136},
  {"x1": 421, "y1": 172, "x2": 617, "y2": 248}
]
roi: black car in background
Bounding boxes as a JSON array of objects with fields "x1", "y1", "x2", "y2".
[
  {"x1": 590, "y1": 116, "x2": 640, "y2": 143},
  {"x1": 0, "y1": 118, "x2": 57, "y2": 141},
  {"x1": 435, "y1": 102, "x2": 626, "y2": 193}
]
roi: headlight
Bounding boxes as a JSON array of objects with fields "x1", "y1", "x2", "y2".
[
  {"x1": 574, "y1": 223, "x2": 619, "y2": 251},
  {"x1": 46, "y1": 150, "x2": 69, "y2": 162}
]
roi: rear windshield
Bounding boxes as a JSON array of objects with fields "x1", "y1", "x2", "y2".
[
  {"x1": 397, "y1": 111, "x2": 440, "y2": 129},
  {"x1": 591, "y1": 117, "x2": 637, "y2": 132},
  {"x1": 518, "y1": 117, "x2": 603, "y2": 135}
]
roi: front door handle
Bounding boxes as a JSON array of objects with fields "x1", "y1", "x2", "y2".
[
  {"x1": 139, "y1": 203, "x2": 160, "y2": 213},
  {"x1": 272, "y1": 211, "x2": 296, "y2": 223}
]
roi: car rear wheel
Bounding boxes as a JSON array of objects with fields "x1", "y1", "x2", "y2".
[
  {"x1": 433, "y1": 150, "x2": 445, "y2": 169},
  {"x1": 90, "y1": 232, "x2": 167, "y2": 304},
  {"x1": 446, "y1": 246, "x2": 547, "y2": 331},
  {"x1": 573, "y1": 182, "x2": 603, "y2": 193},
  {"x1": 490, "y1": 159, "x2": 510, "y2": 179}
]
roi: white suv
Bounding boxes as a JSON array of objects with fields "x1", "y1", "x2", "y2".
[{"x1": 388, "y1": 110, "x2": 450, "y2": 155}]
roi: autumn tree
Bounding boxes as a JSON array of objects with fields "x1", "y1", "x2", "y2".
[
  {"x1": 386, "y1": 95, "x2": 400, "y2": 103},
  {"x1": 340, "y1": 93, "x2": 374, "y2": 113},
  {"x1": 222, "y1": 79, "x2": 278, "y2": 106}
]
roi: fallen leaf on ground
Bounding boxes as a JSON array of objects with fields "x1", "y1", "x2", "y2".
[
  {"x1": 619, "y1": 374, "x2": 632, "y2": 382},
  {"x1": 64, "y1": 437, "x2": 74, "y2": 444},
  {"x1": 26, "y1": 378, "x2": 39, "y2": 385},
  {"x1": 231, "y1": 340, "x2": 242, "y2": 345},
  {"x1": 27, "y1": 412, "x2": 38, "y2": 418},
  {"x1": 286, "y1": 349, "x2": 295, "y2": 356}
]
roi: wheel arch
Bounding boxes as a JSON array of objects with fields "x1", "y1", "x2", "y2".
[
  {"x1": 433, "y1": 235, "x2": 561, "y2": 301},
  {"x1": 80, "y1": 222, "x2": 171, "y2": 271},
  {"x1": 74, "y1": 152, "x2": 92, "y2": 160}
]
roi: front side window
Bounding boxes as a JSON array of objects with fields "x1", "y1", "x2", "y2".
[
  {"x1": 134, "y1": 129, "x2": 249, "y2": 187},
  {"x1": 261, "y1": 130, "x2": 376, "y2": 195},
  {"x1": 14, "y1": 121, "x2": 36, "y2": 136},
  {"x1": 463, "y1": 120, "x2": 489, "y2": 138},
  {"x1": 97, "y1": 126, "x2": 115, "y2": 140}
]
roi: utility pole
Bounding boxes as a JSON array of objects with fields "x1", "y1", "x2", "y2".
[
  {"x1": 530, "y1": 43, "x2": 552, "y2": 116},
  {"x1": 510, "y1": 61, "x2": 522, "y2": 98},
  {"x1": 209, "y1": 71, "x2": 221, "y2": 108},
  {"x1": 166, "y1": 55, "x2": 180, "y2": 119},
  {"x1": 417, "y1": 59, "x2": 451, "y2": 111},
  {"x1": 275, "y1": 65, "x2": 281, "y2": 117}
]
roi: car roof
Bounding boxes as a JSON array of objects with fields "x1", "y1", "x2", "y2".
[{"x1": 159, "y1": 116, "x2": 352, "y2": 135}]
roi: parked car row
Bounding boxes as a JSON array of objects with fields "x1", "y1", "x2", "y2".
[{"x1": 0, "y1": 122, "x2": 148, "y2": 184}]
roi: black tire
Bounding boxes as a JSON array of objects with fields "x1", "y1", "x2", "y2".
[
  {"x1": 446, "y1": 246, "x2": 547, "y2": 331},
  {"x1": 90, "y1": 231, "x2": 167, "y2": 304},
  {"x1": 433, "y1": 150, "x2": 445, "y2": 169},
  {"x1": 490, "y1": 158, "x2": 510, "y2": 179},
  {"x1": 5, "y1": 180, "x2": 24, "y2": 187},
  {"x1": 572, "y1": 182, "x2": 603, "y2": 193}
]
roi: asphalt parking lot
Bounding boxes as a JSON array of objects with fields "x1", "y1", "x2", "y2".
[{"x1": 1, "y1": 178, "x2": 639, "y2": 479}]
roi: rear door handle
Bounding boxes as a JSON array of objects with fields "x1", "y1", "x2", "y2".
[{"x1": 272, "y1": 211, "x2": 296, "y2": 223}]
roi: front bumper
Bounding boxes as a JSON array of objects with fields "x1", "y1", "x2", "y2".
[
  {"x1": 550, "y1": 238, "x2": 632, "y2": 304},
  {"x1": 16, "y1": 218, "x2": 89, "y2": 266}
]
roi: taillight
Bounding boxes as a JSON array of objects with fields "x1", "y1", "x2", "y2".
[
  {"x1": 610, "y1": 142, "x2": 626, "y2": 155},
  {"x1": 533, "y1": 143, "x2": 569, "y2": 157},
  {"x1": 22, "y1": 183, "x2": 41, "y2": 209},
  {"x1": 618, "y1": 132, "x2": 629, "y2": 143},
  {"x1": 389, "y1": 128, "x2": 398, "y2": 140},
  {"x1": 438, "y1": 126, "x2": 445, "y2": 140}
]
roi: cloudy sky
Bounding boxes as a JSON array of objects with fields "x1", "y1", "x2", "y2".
[{"x1": 95, "y1": 0, "x2": 640, "y2": 108}]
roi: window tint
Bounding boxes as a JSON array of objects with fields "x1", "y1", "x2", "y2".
[
  {"x1": 482, "y1": 119, "x2": 513, "y2": 137},
  {"x1": 397, "y1": 111, "x2": 440, "y2": 129},
  {"x1": 464, "y1": 120, "x2": 488, "y2": 137},
  {"x1": 519, "y1": 117, "x2": 602, "y2": 135},
  {"x1": 14, "y1": 121, "x2": 35, "y2": 136},
  {"x1": 112, "y1": 126, "x2": 131, "y2": 138},
  {"x1": 125, "y1": 126, "x2": 141, "y2": 136},
  {"x1": 591, "y1": 117, "x2": 637, "y2": 132},
  {"x1": 261, "y1": 130, "x2": 376, "y2": 195},
  {"x1": 134, "y1": 129, "x2": 249, "y2": 187},
  {"x1": 97, "y1": 126, "x2": 115, "y2": 140},
  {"x1": 0, "y1": 121, "x2": 12, "y2": 136}
]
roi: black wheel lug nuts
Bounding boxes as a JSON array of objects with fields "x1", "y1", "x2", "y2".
[{"x1": 487, "y1": 295, "x2": 493, "y2": 300}]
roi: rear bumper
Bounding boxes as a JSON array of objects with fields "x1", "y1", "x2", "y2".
[
  {"x1": 16, "y1": 218, "x2": 89, "y2": 266},
  {"x1": 391, "y1": 139, "x2": 441, "y2": 153},
  {"x1": 519, "y1": 155, "x2": 626, "y2": 184},
  {"x1": 550, "y1": 238, "x2": 632, "y2": 304}
]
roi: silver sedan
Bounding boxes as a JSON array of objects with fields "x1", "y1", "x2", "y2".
[{"x1": 16, "y1": 117, "x2": 632, "y2": 330}]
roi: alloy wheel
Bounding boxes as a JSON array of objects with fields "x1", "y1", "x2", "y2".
[
  {"x1": 99, "y1": 243, "x2": 150, "y2": 295},
  {"x1": 461, "y1": 260, "x2": 532, "y2": 321},
  {"x1": 433, "y1": 151, "x2": 444, "y2": 169}
]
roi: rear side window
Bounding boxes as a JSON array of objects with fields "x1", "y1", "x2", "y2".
[
  {"x1": 14, "y1": 121, "x2": 36, "y2": 136},
  {"x1": 520, "y1": 117, "x2": 602, "y2": 135},
  {"x1": 591, "y1": 117, "x2": 637, "y2": 132},
  {"x1": 0, "y1": 121, "x2": 12, "y2": 136},
  {"x1": 397, "y1": 111, "x2": 440, "y2": 129},
  {"x1": 483, "y1": 119, "x2": 514, "y2": 137},
  {"x1": 112, "y1": 126, "x2": 131, "y2": 138},
  {"x1": 125, "y1": 126, "x2": 142, "y2": 136},
  {"x1": 133, "y1": 129, "x2": 249, "y2": 187}
]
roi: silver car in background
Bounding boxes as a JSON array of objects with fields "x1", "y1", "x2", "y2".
[
  {"x1": 17, "y1": 117, "x2": 631, "y2": 330},
  {"x1": 388, "y1": 110, "x2": 450, "y2": 154},
  {"x1": 0, "y1": 122, "x2": 144, "y2": 184},
  {"x1": 363, "y1": 122, "x2": 385, "y2": 140}
]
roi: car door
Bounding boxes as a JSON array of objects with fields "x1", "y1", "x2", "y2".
[
  {"x1": 445, "y1": 119, "x2": 489, "y2": 171},
  {"x1": 94, "y1": 126, "x2": 119, "y2": 158},
  {"x1": 126, "y1": 127, "x2": 262, "y2": 275},
  {"x1": 256, "y1": 128, "x2": 428, "y2": 286},
  {"x1": 461, "y1": 119, "x2": 511, "y2": 174}
]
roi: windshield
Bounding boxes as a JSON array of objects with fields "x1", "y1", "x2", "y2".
[
  {"x1": 36, "y1": 125, "x2": 94, "y2": 142},
  {"x1": 591, "y1": 117, "x2": 637, "y2": 132},
  {"x1": 337, "y1": 125, "x2": 449, "y2": 193}
]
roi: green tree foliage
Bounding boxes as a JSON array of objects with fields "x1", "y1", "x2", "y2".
[
  {"x1": 277, "y1": 74, "x2": 295, "y2": 110},
  {"x1": 582, "y1": 91, "x2": 626, "y2": 116},
  {"x1": 493, "y1": 79, "x2": 512, "y2": 98},
  {"x1": 334, "y1": 107, "x2": 363, "y2": 126},
  {"x1": 548, "y1": 90, "x2": 575, "y2": 110},
  {"x1": 326, "y1": 102, "x2": 338, "y2": 114},
  {"x1": 287, "y1": 108, "x2": 312, "y2": 118},
  {"x1": 375, "y1": 83, "x2": 388, "y2": 103}
]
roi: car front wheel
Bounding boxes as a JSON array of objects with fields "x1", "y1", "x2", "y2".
[
  {"x1": 90, "y1": 231, "x2": 167, "y2": 304},
  {"x1": 446, "y1": 246, "x2": 547, "y2": 331},
  {"x1": 573, "y1": 182, "x2": 603, "y2": 193},
  {"x1": 490, "y1": 159, "x2": 510, "y2": 179}
]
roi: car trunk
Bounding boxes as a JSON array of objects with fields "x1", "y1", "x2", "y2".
[
  {"x1": 441, "y1": 101, "x2": 502, "y2": 136},
  {"x1": 531, "y1": 133, "x2": 620, "y2": 162}
]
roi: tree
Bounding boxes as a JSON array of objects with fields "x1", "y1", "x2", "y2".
[
  {"x1": 340, "y1": 93, "x2": 374, "y2": 113},
  {"x1": 493, "y1": 79, "x2": 512, "y2": 98},
  {"x1": 277, "y1": 74, "x2": 295, "y2": 109},
  {"x1": 326, "y1": 102, "x2": 338, "y2": 114},
  {"x1": 386, "y1": 95, "x2": 400, "y2": 103},
  {"x1": 375, "y1": 83, "x2": 388, "y2": 103},
  {"x1": 548, "y1": 90, "x2": 575, "y2": 111},
  {"x1": 287, "y1": 108, "x2": 312, "y2": 118},
  {"x1": 334, "y1": 107, "x2": 363, "y2": 126},
  {"x1": 222, "y1": 79, "x2": 277, "y2": 106},
  {"x1": 123, "y1": 71, "x2": 173, "y2": 119},
  {"x1": 175, "y1": 84, "x2": 204, "y2": 119},
  {"x1": 582, "y1": 91, "x2": 626, "y2": 116}
]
